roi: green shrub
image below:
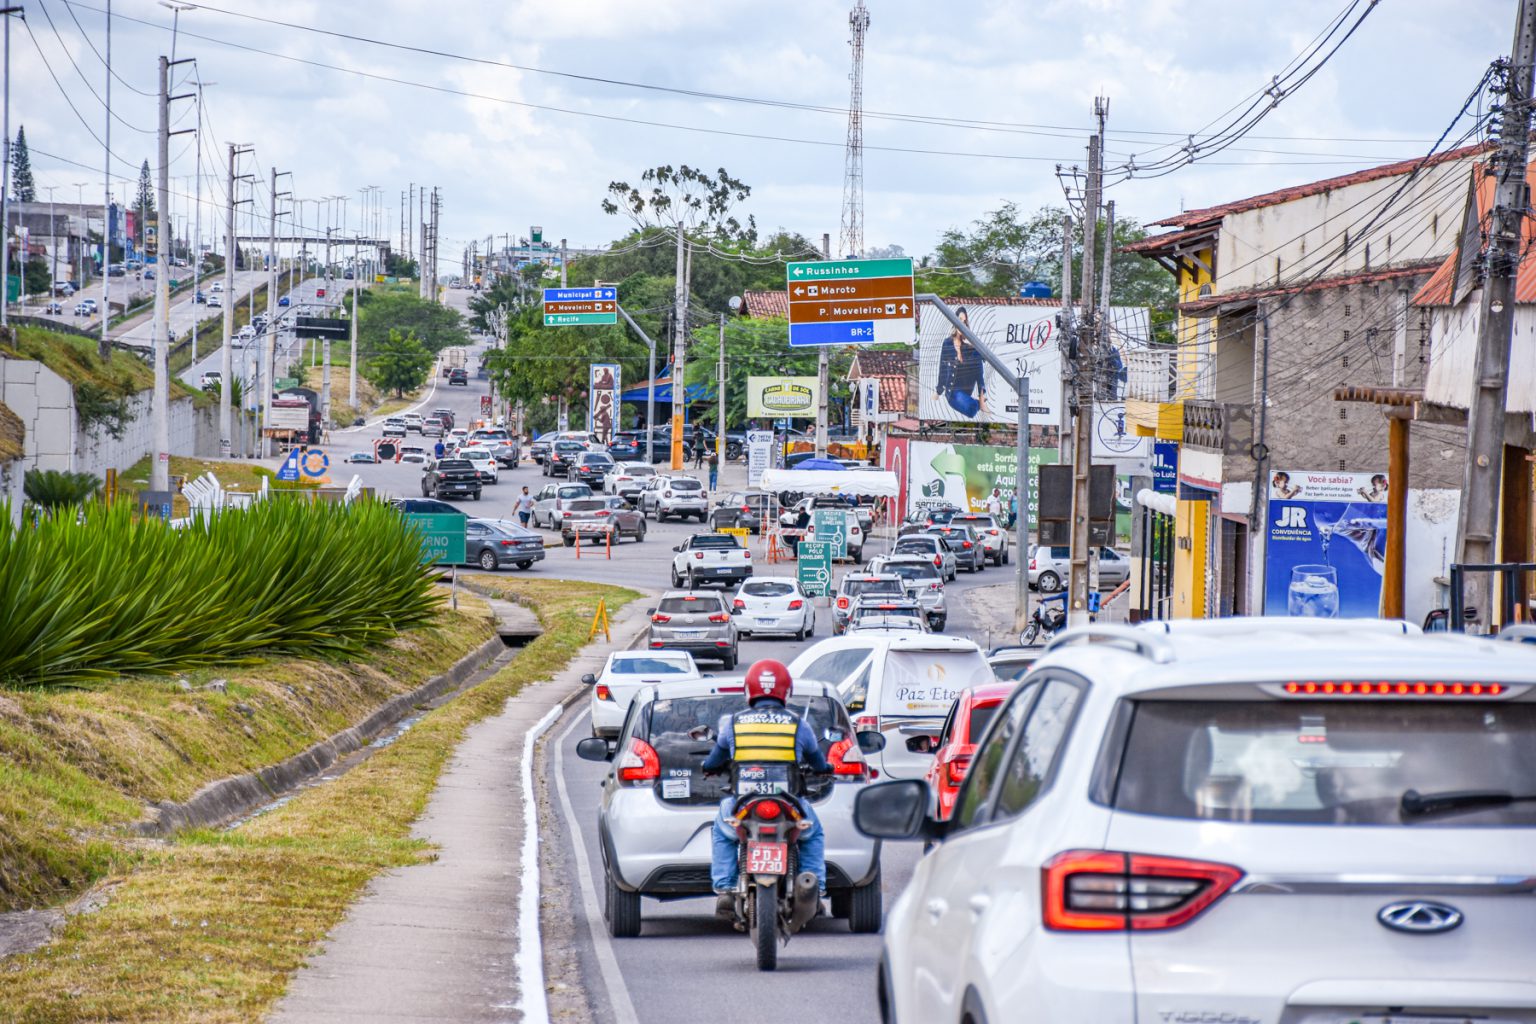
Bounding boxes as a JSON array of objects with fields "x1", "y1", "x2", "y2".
[
  {"x1": 22, "y1": 469, "x2": 102, "y2": 509},
  {"x1": 0, "y1": 499, "x2": 441, "y2": 686}
]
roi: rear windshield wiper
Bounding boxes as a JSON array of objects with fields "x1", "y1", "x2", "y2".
[{"x1": 1400, "y1": 788, "x2": 1536, "y2": 818}]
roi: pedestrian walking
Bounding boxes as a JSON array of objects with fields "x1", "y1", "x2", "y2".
[
  {"x1": 985, "y1": 487, "x2": 1005, "y2": 519},
  {"x1": 708, "y1": 452, "x2": 719, "y2": 490},
  {"x1": 515, "y1": 485, "x2": 535, "y2": 528},
  {"x1": 694, "y1": 436, "x2": 707, "y2": 470}
]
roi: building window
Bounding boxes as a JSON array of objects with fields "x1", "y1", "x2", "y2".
[
  {"x1": 1337, "y1": 434, "x2": 1348, "y2": 446},
  {"x1": 1338, "y1": 459, "x2": 1347, "y2": 471},
  {"x1": 1339, "y1": 407, "x2": 1348, "y2": 420},
  {"x1": 1342, "y1": 353, "x2": 1350, "y2": 368}
]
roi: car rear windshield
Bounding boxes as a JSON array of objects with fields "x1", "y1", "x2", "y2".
[
  {"x1": 670, "y1": 479, "x2": 702, "y2": 491},
  {"x1": 644, "y1": 694, "x2": 845, "y2": 806},
  {"x1": 743, "y1": 581, "x2": 796, "y2": 597},
  {"x1": 657, "y1": 595, "x2": 726, "y2": 614},
  {"x1": 885, "y1": 562, "x2": 941, "y2": 583},
  {"x1": 894, "y1": 538, "x2": 938, "y2": 553},
  {"x1": 558, "y1": 486, "x2": 590, "y2": 498},
  {"x1": 954, "y1": 515, "x2": 995, "y2": 527},
  {"x1": 437, "y1": 460, "x2": 473, "y2": 471},
  {"x1": 853, "y1": 604, "x2": 919, "y2": 619},
  {"x1": 581, "y1": 454, "x2": 613, "y2": 464},
  {"x1": 690, "y1": 535, "x2": 741, "y2": 549},
  {"x1": 845, "y1": 578, "x2": 904, "y2": 598},
  {"x1": 567, "y1": 499, "x2": 605, "y2": 512},
  {"x1": 610, "y1": 656, "x2": 692, "y2": 675},
  {"x1": 1112, "y1": 700, "x2": 1536, "y2": 826}
]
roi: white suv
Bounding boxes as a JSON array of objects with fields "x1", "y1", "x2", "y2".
[
  {"x1": 857, "y1": 619, "x2": 1536, "y2": 1024},
  {"x1": 639, "y1": 474, "x2": 708, "y2": 522}
]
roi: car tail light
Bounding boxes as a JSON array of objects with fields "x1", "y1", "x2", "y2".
[
  {"x1": 1029, "y1": 558, "x2": 1037, "y2": 569},
  {"x1": 500, "y1": 540, "x2": 513, "y2": 546},
  {"x1": 1042, "y1": 850, "x2": 1243, "y2": 932},
  {"x1": 988, "y1": 529, "x2": 999, "y2": 536},
  {"x1": 754, "y1": 800, "x2": 783, "y2": 820},
  {"x1": 616, "y1": 738, "x2": 660, "y2": 783},
  {"x1": 741, "y1": 505, "x2": 751, "y2": 514},
  {"x1": 694, "y1": 551, "x2": 705, "y2": 560},
  {"x1": 596, "y1": 510, "x2": 611, "y2": 517},
  {"x1": 826, "y1": 738, "x2": 867, "y2": 777},
  {"x1": 734, "y1": 598, "x2": 746, "y2": 609},
  {"x1": 664, "y1": 490, "x2": 673, "y2": 498},
  {"x1": 1282, "y1": 680, "x2": 1509, "y2": 697},
  {"x1": 651, "y1": 613, "x2": 672, "y2": 623},
  {"x1": 933, "y1": 556, "x2": 943, "y2": 568},
  {"x1": 707, "y1": 613, "x2": 730, "y2": 623},
  {"x1": 853, "y1": 714, "x2": 878, "y2": 733},
  {"x1": 837, "y1": 596, "x2": 849, "y2": 609},
  {"x1": 962, "y1": 541, "x2": 973, "y2": 549},
  {"x1": 743, "y1": 550, "x2": 751, "y2": 559},
  {"x1": 595, "y1": 684, "x2": 613, "y2": 701},
  {"x1": 943, "y1": 752, "x2": 972, "y2": 786},
  {"x1": 787, "y1": 599, "x2": 803, "y2": 610}
]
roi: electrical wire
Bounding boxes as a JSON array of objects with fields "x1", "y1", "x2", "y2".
[{"x1": 33, "y1": 0, "x2": 155, "y2": 133}]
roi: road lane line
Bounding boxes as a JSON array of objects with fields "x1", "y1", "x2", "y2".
[
  {"x1": 552, "y1": 708, "x2": 641, "y2": 1024},
  {"x1": 517, "y1": 703, "x2": 563, "y2": 1024}
]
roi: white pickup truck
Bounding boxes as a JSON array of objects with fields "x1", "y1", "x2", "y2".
[{"x1": 669, "y1": 532, "x2": 753, "y2": 589}]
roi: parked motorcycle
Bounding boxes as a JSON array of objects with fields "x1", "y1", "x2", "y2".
[{"x1": 1021, "y1": 591, "x2": 1067, "y2": 646}]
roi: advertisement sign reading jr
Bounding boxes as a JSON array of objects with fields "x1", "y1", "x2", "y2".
[{"x1": 1265, "y1": 470, "x2": 1389, "y2": 618}]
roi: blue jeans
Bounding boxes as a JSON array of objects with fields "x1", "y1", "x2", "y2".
[{"x1": 711, "y1": 796, "x2": 824, "y2": 893}]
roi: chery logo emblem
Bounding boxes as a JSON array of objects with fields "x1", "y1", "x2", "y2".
[{"x1": 1377, "y1": 901, "x2": 1463, "y2": 934}]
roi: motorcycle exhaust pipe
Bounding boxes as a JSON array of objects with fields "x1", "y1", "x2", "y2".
[{"x1": 787, "y1": 871, "x2": 820, "y2": 933}]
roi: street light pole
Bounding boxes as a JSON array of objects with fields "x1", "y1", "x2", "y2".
[{"x1": 0, "y1": 6, "x2": 22, "y2": 328}]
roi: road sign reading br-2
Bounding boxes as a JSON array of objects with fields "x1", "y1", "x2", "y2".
[
  {"x1": 785, "y1": 258, "x2": 914, "y2": 347},
  {"x1": 543, "y1": 287, "x2": 618, "y2": 326}
]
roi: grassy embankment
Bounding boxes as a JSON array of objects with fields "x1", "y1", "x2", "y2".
[
  {"x1": 0, "y1": 577, "x2": 635, "y2": 1023},
  {"x1": 120, "y1": 454, "x2": 317, "y2": 518}
]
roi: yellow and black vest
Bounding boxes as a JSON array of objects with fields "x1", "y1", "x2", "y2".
[{"x1": 731, "y1": 703, "x2": 801, "y2": 763}]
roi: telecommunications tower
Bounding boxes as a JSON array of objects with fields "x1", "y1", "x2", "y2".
[{"x1": 838, "y1": 0, "x2": 870, "y2": 260}]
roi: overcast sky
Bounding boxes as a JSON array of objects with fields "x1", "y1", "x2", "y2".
[{"x1": 13, "y1": 0, "x2": 1513, "y2": 273}]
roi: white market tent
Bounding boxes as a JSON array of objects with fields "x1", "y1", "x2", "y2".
[{"x1": 759, "y1": 468, "x2": 899, "y2": 497}]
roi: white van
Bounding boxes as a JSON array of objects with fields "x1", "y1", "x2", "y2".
[{"x1": 788, "y1": 634, "x2": 991, "y2": 780}]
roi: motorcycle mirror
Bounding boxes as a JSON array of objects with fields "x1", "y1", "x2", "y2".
[
  {"x1": 581, "y1": 673, "x2": 597, "y2": 685},
  {"x1": 575, "y1": 737, "x2": 614, "y2": 763},
  {"x1": 855, "y1": 730, "x2": 886, "y2": 754}
]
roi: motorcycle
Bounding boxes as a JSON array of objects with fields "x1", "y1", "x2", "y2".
[
  {"x1": 1020, "y1": 591, "x2": 1068, "y2": 645},
  {"x1": 713, "y1": 764, "x2": 827, "y2": 971}
]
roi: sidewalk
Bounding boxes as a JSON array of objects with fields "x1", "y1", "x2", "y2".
[{"x1": 268, "y1": 595, "x2": 654, "y2": 1024}]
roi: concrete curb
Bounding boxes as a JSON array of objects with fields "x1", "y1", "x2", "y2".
[{"x1": 130, "y1": 633, "x2": 505, "y2": 837}]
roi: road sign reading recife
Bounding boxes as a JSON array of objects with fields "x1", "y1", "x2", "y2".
[
  {"x1": 796, "y1": 540, "x2": 833, "y2": 597},
  {"x1": 785, "y1": 257, "x2": 915, "y2": 347},
  {"x1": 543, "y1": 287, "x2": 618, "y2": 327},
  {"x1": 405, "y1": 512, "x2": 467, "y2": 566}
]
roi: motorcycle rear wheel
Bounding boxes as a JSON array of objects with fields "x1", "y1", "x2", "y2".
[
  {"x1": 751, "y1": 880, "x2": 778, "y2": 971},
  {"x1": 1021, "y1": 622, "x2": 1040, "y2": 645}
]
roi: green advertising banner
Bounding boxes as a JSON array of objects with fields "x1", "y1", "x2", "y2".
[
  {"x1": 404, "y1": 512, "x2": 466, "y2": 565},
  {"x1": 907, "y1": 440, "x2": 1059, "y2": 529}
]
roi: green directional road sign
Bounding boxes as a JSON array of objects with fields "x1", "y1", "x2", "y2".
[
  {"x1": 405, "y1": 512, "x2": 467, "y2": 566},
  {"x1": 543, "y1": 287, "x2": 618, "y2": 327},
  {"x1": 812, "y1": 508, "x2": 849, "y2": 559},
  {"x1": 796, "y1": 540, "x2": 833, "y2": 597},
  {"x1": 543, "y1": 312, "x2": 616, "y2": 327},
  {"x1": 785, "y1": 257, "x2": 915, "y2": 347}
]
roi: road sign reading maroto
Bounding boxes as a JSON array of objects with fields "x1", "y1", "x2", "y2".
[
  {"x1": 785, "y1": 258, "x2": 914, "y2": 347},
  {"x1": 543, "y1": 287, "x2": 618, "y2": 327}
]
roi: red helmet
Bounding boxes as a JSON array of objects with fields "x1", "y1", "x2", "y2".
[{"x1": 744, "y1": 659, "x2": 792, "y2": 705}]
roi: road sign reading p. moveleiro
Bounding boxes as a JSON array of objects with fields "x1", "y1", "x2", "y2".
[
  {"x1": 543, "y1": 287, "x2": 618, "y2": 327},
  {"x1": 786, "y1": 257, "x2": 915, "y2": 347}
]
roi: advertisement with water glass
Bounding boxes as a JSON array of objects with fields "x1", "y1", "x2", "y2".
[{"x1": 1264, "y1": 470, "x2": 1389, "y2": 618}]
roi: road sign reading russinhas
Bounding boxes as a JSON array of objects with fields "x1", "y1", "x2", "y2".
[
  {"x1": 785, "y1": 257, "x2": 915, "y2": 347},
  {"x1": 405, "y1": 512, "x2": 467, "y2": 565},
  {"x1": 543, "y1": 286, "x2": 618, "y2": 327}
]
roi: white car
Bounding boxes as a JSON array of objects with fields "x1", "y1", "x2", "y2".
[
  {"x1": 639, "y1": 474, "x2": 708, "y2": 522},
  {"x1": 399, "y1": 451, "x2": 428, "y2": 466},
  {"x1": 857, "y1": 618, "x2": 1536, "y2": 1024},
  {"x1": 582, "y1": 649, "x2": 702, "y2": 739},
  {"x1": 448, "y1": 428, "x2": 469, "y2": 444},
  {"x1": 403, "y1": 412, "x2": 424, "y2": 432},
  {"x1": 729, "y1": 577, "x2": 817, "y2": 639},
  {"x1": 459, "y1": 446, "x2": 499, "y2": 483},
  {"x1": 607, "y1": 465, "x2": 658, "y2": 504},
  {"x1": 210, "y1": 281, "x2": 224, "y2": 293},
  {"x1": 207, "y1": 292, "x2": 223, "y2": 309},
  {"x1": 789, "y1": 634, "x2": 992, "y2": 780}
]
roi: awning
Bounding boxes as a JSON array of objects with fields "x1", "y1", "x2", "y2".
[
  {"x1": 619, "y1": 379, "x2": 713, "y2": 404},
  {"x1": 759, "y1": 468, "x2": 899, "y2": 497}
]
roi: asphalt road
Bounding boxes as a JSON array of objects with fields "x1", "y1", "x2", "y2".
[
  {"x1": 118, "y1": 269, "x2": 268, "y2": 351},
  {"x1": 180, "y1": 274, "x2": 343, "y2": 391}
]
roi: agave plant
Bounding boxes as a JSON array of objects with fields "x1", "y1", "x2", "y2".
[
  {"x1": 0, "y1": 498, "x2": 442, "y2": 687},
  {"x1": 23, "y1": 469, "x2": 102, "y2": 511}
]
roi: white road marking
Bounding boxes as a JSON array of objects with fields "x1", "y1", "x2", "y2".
[
  {"x1": 552, "y1": 708, "x2": 641, "y2": 1024},
  {"x1": 517, "y1": 703, "x2": 563, "y2": 1024}
]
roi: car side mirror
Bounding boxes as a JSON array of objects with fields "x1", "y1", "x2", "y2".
[
  {"x1": 854, "y1": 779, "x2": 932, "y2": 841},
  {"x1": 581, "y1": 673, "x2": 596, "y2": 686},
  {"x1": 730, "y1": 605, "x2": 741, "y2": 615},
  {"x1": 673, "y1": 544, "x2": 683, "y2": 552},
  {"x1": 575, "y1": 737, "x2": 614, "y2": 762},
  {"x1": 855, "y1": 730, "x2": 886, "y2": 754},
  {"x1": 645, "y1": 606, "x2": 656, "y2": 615},
  {"x1": 846, "y1": 696, "x2": 866, "y2": 713}
]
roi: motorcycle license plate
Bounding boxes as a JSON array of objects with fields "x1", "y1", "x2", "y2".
[
  {"x1": 737, "y1": 764, "x2": 791, "y2": 796},
  {"x1": 745, "y1": 841, "x2": 788, "y2": 875}
]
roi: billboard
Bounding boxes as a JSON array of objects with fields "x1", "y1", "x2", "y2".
[
  {"x1": 1265, "y1": 470, "x2": 1389, "y2": 618},
  {"x1": 587, "y1": 363, "x2": 620, "y2": 444},
  {"x1": 746, "y1": 376, "x2": 820, "y2": 419},
  {"x1": 915, "y1": 303, "x2": 1150, "y2": 427},
  {"x1": 905, "y1": 440, "x2": 1059, "y2": 530}
]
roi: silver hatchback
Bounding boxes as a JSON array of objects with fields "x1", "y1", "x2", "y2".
[
  {"x1": 647, "y1": 590, "x2": 740, "y2": 669},
  {"x1": 577, "y1": 678, "x2": 883, "y2": 937}
]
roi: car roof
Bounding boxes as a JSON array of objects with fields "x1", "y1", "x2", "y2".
[
  {"x1": 1032, "y1": 619, "x2": 1536, "y2": 697},
  {"x1": 633, "y1": 677, "x2": 835, "y2": 704},
  {"x1": 659, "y1": 589, "x2": 728, "y2": 601}
]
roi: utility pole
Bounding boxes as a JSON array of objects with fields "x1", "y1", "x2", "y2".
[
  {"x1": 816, "y1": 232, "x2": 832, "y2": 458},
  {"x1": 0, "y1": 6, "x2": 20, "y2": 328},
  {"x1": 99, "y1": 0, "x2": 112, "y2": 360},
  {"x1": 671, "y1": 223, "x2": 687, "y2": 469},
  {"x1": 560, "y1": 237, "x2": 568, "y2": 287},
  {"x1": 718, "y1": 312, "x2": 727, "y2": 466},
  {"x1": 1458, "y1": 0, "x2": 1536, "y2": 631},
  {"x1": 618, "y1": 304, "x2": 659, "y2": 465},
  {"x1": 348, "y1": 232, "x2": 358, "y2": 412},
  {"x1": 1066, "y1": 100, "x2": 1106, "y2": 627},
  {"x1": 149, "y1": 56, "x2": 172, "y2": 490},
  {"x1": 190, "y1": 73, "x2": 205, "y2": 364}
]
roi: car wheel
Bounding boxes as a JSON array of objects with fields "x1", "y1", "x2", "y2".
[
  {"x1": 846, "y1": 864, "x2": 883, "y2": 934},
  {"x1": 1038, "y1": 570, "x2": 1061, "y2": 593},
  {"x1": 515, "y1": 560, "x2": 533, "y2": 570},
  {"x1": 947, "y1": 569, "x2": 956, "y2": 582},
  {"x1": 804, "y1": 614, "x2": 815, "y2": 638},
  {"x1": 635, "y1": 521, "x2": 646, "y2": 542},
  {"x1": 473, "y1": 491, "x2": 482, "y2": 501},
  {"x1": 659, "y1": 510, "x2": 669, "y2": 523},
  {"x1": 931, "y1": 616, "x2": 946, "y2": 632},
  {"x1": 1002, "y1": 548, "x2": 1010, "y2": 565},
  {"x1": 605, "y1": 870, "x2": 641, "y2": 939},
  {"x1": 478, "y1": 550, "x2": 498, "y2": 571},
  {"x1": 563, "y1": 536, "x2": 575, "y2": 547},
  {"x1": 721, "y1": 650, "x2": 737, "y2": 670},
  {"x1": 970, "y1": 560, "x2": 981, "y2": 573},
  {"x1": 670, "y1": 569, "x2": 682, "y2": 588}
]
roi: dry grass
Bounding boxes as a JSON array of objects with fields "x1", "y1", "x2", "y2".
[
  {"x1": 0, "y1": 579, "x2": 634, "y2": 1023},
  {"x1": 302, "y1": 362, "x2": 378, "y2": 427},
  {"x1": 118, "y1": 455, "x2": 318, "y2": 516}
]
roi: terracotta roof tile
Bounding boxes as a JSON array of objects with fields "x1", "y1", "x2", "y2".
[
  {"x1": 1179, "y1": 263, "x2": 1440, "y2": 315},
  {"x1": 1120, "y1": 224, "x2": 1220, "y2": 256},
  {"x1": 1411, "y1": 157, "x2": 1536, "y2": 306}
]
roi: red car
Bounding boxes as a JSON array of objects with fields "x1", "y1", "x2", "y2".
[{"x1": 924, "y1": 681, "x2": 1018, "y2": 821}]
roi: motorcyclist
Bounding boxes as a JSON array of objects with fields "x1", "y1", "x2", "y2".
[{"x1": 701, "y1": 658, "x2": 830, "y2": 919}]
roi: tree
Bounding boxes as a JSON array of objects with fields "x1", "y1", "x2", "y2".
[
  {"x1": 11, "y1": 127, "x2": 35, "y2": 202},
  {"x1": 22, "y1": 256, "x2": 50, "y2": 296},
  {"x1": 134, "y1": 160, "x2": 155, "y2": 251},
  {"x1": 23, "y1": 469, "x2": 100, "y2": 512},
  {"x1": 384, "y1": 250, "x2": 417, "y2": 278},
  {"x1": 363, "y1": 329, "x2": 432, "y2": 398},
  {"x1": 354, "y1": 288, "x2": 468, "y2": 356},
  {"x1": 601, "y1": 165, "x2": 754, "y2": 242}
]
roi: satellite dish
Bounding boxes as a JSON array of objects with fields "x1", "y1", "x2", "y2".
[{"x1": 727, "y1": 295, "x2": 744, "y2": 312}]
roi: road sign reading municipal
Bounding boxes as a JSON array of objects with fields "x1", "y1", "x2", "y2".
[
  {"x1": 785, "y1": 257, "x2": 914, "y2": 347},
  {"x1": 796, "y1": 540, "x2": 833, "y2": 597},
  {"x1": 405, "y1": 512, "x2": 467, "y2": 566},
  {"x1": 543, "y1": 287, "x2": 618, "y2": 326}
]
